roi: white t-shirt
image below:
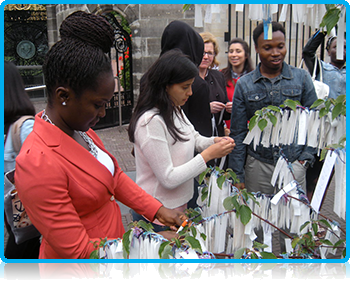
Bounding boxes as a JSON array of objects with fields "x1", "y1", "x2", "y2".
[{"x1": 134, "y1": 108, "x2": 215, "y2": 209}]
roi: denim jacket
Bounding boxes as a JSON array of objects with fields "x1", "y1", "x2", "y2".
[
  {"x1": 319, "y1": 61, "x2": 346, "y2": 99},
  {"x1": 228, "y1": 62, "x2": 317, "y2": 183},
  {"x1": 302, "y1": 30, "x2": 346, "y2": 99}
]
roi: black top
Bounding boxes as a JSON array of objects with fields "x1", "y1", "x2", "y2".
[
  {"x1": 205, "y1": 69, "x2": 230, "y2": 137},
  {"x1": 160, "y1": 20, "x2": 213, "y2": 138}
]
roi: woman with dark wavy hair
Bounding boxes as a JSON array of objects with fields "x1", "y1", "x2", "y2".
[
  {"x1": 128, "y1": 49, "x2": 235, "y2": 231},
  {"x1": 220, "y1": 38, "x2": 253, "y2": 129}
]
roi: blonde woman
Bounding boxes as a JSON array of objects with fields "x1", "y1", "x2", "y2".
[{"x1": 199, "y1": 32, "x2": 230, "y2": 139}]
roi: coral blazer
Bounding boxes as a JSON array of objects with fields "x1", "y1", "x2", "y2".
[{"x1": 15, "y1": 112, "x2": 162, "y2": 259}]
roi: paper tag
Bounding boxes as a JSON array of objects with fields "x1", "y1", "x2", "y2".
[
  {"x1": 310, "y1": 150, "x2": 337, "y2": 213},
  {"x1": 271, "y1": 180, "x2": 297, "y2": 205}
]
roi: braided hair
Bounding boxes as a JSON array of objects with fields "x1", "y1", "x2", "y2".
[{"x1": 43, "y1": 11, "x2": 114, "y2": 105}]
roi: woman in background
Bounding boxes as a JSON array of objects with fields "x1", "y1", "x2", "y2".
[
  {"x1": 199, "y1": 32, "x2": 230, "y2": 138},
  {"x1": 4, "y1": 60, "x2": 40, "y2": 259},
  {"x1": 220, "y1": 38, "x2": 254, "y2": 130}
]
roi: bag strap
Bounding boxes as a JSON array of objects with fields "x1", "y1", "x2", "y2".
[
  {"x1": 300, "y1": 56, "x2": 324, "y2": 83},
  {"x1": 11, "y1": 115, "x2": 34, "y2": 154}
]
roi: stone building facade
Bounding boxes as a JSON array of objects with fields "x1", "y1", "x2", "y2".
[
  {"x1": 46, "y1": 4, "x2": 230, "y2": 102},
  {"x1": 9, "y1": 4, "x2": 321, "y2": 126}
]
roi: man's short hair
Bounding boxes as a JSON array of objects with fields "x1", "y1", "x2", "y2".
[{"x1": 253, "y1": 21, "x2": 286, "y2": 46}]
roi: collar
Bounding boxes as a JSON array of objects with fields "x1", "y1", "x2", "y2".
[
  {"x1": 252, "y1": 62, "x2": 293, "y2": 83},
  {"x1": 33, "y1": 111, "x2": 116, "y2": 193}
]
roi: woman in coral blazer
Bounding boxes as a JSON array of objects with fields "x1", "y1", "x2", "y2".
[
  {"x1": 16, "y1": 115, "x2": 166, "y2": 259},
  {"x1": 15, "y1": 11, "x2": 184, "y2": 259}
]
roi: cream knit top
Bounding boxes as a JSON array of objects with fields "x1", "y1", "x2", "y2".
[{"x1": 134, "y1": 107, "x2": 215, "y2": 209}]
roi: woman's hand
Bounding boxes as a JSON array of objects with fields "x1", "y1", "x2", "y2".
[
  {"x1": 210, "y1": 101, "x2": 226, "y2": 114},
  {"x1": 200, "y1": 137, "x2": 235, "y2": 163},
  {"x1": 225, "y1": 102, "x2": 233, "y2": 113},
  {"x1": 154, "y1": 206, "x2": 187, "y2": 229}
]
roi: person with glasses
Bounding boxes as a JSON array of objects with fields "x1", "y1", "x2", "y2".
[{"x1": 199, "y1": 32, "x2": 231, "y2": 141}]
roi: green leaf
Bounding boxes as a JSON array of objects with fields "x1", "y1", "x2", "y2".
[
  {"x1": 158, "y1": 241, "x2": 171, "y2": 258},
  {"x1": 232, "y1": 195, "x2": 241, "y2": 212},
  {"x1": 241, "y1": 189, "x2": 249, "y2": 202},
  {"x1": 227, "y1": 169, "x2": 239, "y2": 183},
  {"x1": 258, "y1": 118, "x2": 268, "y2": 131},
  {"x1": 260, "y1": 251, "x2": 278, "y2": 259},
  {"x1": 182, "y1": 4, "x2": 191, "y2": 12},
  {"x1": 319, "y1": 239, "x2": 333, "y2": 246},
  {"x1": 190, "y1": 225, "x2": 197, "y2": 238},
  {"x1": 310, "y1": 99, "x2": 325, "y2": 109},
  {"x1": 267, "y1": 112, "x2": 277, "y2": 126},
  {"x1": 162, "y1": 244, "x2": 174, "y2": 259},
  {"x1": 122, "y1": 229, "x2": 133, "y2": 258},
  {"x1": 333, "y1": 239, "x2": 346, "y2": 248},
  {"x1": 338, "y1": 135, "x2": 346, "y2": 146},
  {"x1": 253, "y1": 241, "x2": 268, "y2": 250},
  {"x1": 284, "y1": 99, "x2": 298, "y2": 111},
  {"x1": 332, "y1": 102, "x2": 343, "y2": 120},
  {"x1": 175, "y1": 238, "x2": 182, "y2": 248},
  {"x1": 234, "y1": 247, "x2": 246, "y2": 259},
  {"x1": 201, "y1": 190, "x2": 208, "y2": 202},
  {"x1": 312, "y1": 222, "x2": 318, "y2": 235},
  {"x1": 318, "y1": 219, "x2": 333, "y2": 230},
  {"x1": 90, "y1": 249, "x2": 100, "y2": 259},
  {"x1": 299, "y1": 221, "x2": 310, "y2": 233},
  {"x1": 291, "y1": 237, "x2": 301, "y2": 249},
  {"x1": 247, "y1": 192, "x2": 260, "y2": 206},
  {"x1": 335, "y1": 94, "x2": 346, "y2": 104},
  {"x1": 239, "y1": 205, "x2": 252, "y2": 225},
  {"x1": 198, "y1": 167, "x2": 210, "y2": 184},
  {"x1": 138, "y1": 220, "x2": 154, "y2": 232},
  {"x1": 320, "y1": 148, "x2": 327, "y2": 161},
  {"x1": 216, "y1": 175, "x2": 226, "y2": 189},
  {"x1": 184, "y1": 236, "x2": 203, "y2": 254},
  {"x1": 200, "y1": 233, "x2": 207, "y2": 241},
  {"x1": 320, "y1": 7, "x2": 341, "y2": 35},
  {"x1": 249, "y1": 115, "x2": 258, "y2": 131},
  {"x1": 267, "y1": 105, "x2": 280, "y2": 112},
  {"x1": 319, "y1": 107, "x2": 328, "y2": 118},
  {"x1": 223, "y1": 196, "x2": 235, "y2": 211}
]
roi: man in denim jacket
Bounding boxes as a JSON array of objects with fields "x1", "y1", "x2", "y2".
[{"x1": 228, "y1": 22, "x2": 317, "y2": 196}]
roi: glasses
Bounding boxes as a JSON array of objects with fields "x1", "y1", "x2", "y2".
[{"x1": 203, "y1": 52, "x2": 215, "y2": 57}]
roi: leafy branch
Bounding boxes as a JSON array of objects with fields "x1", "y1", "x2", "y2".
[{"x1": 320, "y1": 4, "x2": 345, "y2": 35}]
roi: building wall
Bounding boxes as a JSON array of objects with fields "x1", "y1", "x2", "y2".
[{"x1": 44, "y1": 4, "x2": 319, "y2": 106}]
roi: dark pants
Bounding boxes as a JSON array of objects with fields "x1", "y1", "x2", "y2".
[{"x1": 5, "y1": 224, "x2": 41, "y2": 259}]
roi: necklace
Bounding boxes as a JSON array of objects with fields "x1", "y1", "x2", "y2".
[{"x1": 41, "y1": 109, "x2": 98, "y2": 158}]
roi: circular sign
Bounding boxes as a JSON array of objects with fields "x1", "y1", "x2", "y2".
[{"x1": 16, "y1": 40, "x2": 36, "y2": 59}]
